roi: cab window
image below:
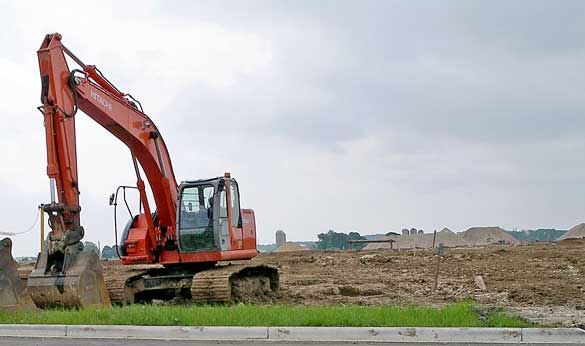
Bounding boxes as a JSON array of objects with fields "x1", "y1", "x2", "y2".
[
  {"x1": 230, "y1": 181, "x2": 241, "y2": 228},
  {"x1": 179, "y1": 185, "x2": 216, "y2": 251}
]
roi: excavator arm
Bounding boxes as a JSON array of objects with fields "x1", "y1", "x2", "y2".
[
  {"x1": 28, "y1": 33, "x2": 180, "y2": 307},
  {"x1": 38, "y1": 33, "x2": 179, "y2": 257}
]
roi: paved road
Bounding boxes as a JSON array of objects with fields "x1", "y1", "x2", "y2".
[{"x1": 0, "y1": 338, "x2": 583, "y2": 346}]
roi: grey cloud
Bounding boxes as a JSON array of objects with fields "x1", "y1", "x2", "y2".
[
  {"x1": 160, "y1": 1, "x2": 585, "y2": 149},
  {"x1": 1, "y1": 1, "x2": 584, "y2": 255}
]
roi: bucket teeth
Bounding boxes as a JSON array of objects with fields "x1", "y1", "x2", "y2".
[{"x1": 0, "y1": 238, "x2": 36, "y2": 311}]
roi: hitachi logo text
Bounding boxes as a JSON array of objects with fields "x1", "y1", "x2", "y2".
[{"x1": 90, "y1": 90, "x2": 112, "y2": 111}]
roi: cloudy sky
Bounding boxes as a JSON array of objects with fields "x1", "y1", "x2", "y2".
[{"x1": 1, "y1": 1, "x2": 584, "y2": 256}]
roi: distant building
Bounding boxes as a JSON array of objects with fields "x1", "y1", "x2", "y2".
[
  {"x1": 410, "y1": 228, "x2": 417, "y2": 235},
  {"x1": 402, "y1": 229, "x2": 409, "y2": 236},
  {"x1": 275, "y1": 230, "x2": 286, "y2": 247},
  {"x1": 418, "y1": 229, "x2": 424, "y2": 234}
]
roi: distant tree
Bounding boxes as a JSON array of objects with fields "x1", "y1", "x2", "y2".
[
  {"x1": 317, "y1": 230, "x2": 366, "y2": 250},
  {"x1": 507, "y1": 229, "x2": 567, "y2": 242},
  {"x1": 101, "y1": 245, "x2": 120, "y2": 259},
  {"x1": 257, "y1": 244, "x2": 278, "y2": 253},
  {"x1": 317, "y1": 230, "x2": 344, "y2": 249},
  {"x1": 385, "y1": 232, "x2": 400, "y2": 236},
  {"x1": 347, "y1": 231, "x2": 367, "y2": 250},
  {"x1": 83, "y1": 241, "x2": 99, "y2": 255}
]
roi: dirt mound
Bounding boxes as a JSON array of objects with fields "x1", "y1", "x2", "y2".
[
  {"x1": 462, "y1": 227, "x2": 519, "y2": 246},
  {"x1": 559, "y1": 223, "x2": 585, "y2": 240},
  {"x1": 434, "y1": 228, "x2": 469, "y2": 247},
  {"x1": 558, "y1": 238, "x2": 585, "y2": 246},
  {"x1": 366, "y1": 227, "x2": 468, "y2": 250},
  {"x1": 231, "y1": 275, "x2": 277, "y2": 304},
  {"x1": 274, "y1": 242, "x2": 310, "y2": 252}
]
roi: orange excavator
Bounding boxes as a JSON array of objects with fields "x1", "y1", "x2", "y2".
[{"x1": 0, "y1": 33, "x2": 277, "y2": 308}]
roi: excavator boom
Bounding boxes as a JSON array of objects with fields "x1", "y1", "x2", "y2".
[{"x1": 28, "y1": 33, "x2": 182, "y2": 307}]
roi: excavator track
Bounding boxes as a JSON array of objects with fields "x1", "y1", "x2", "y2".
[
  {"x1": 104, "y1": 262, "x2": 278, "y2": 305},
  {"x1": 102, "y1": 262, "x2": 163, "y2": 304},
  {"x1": 191, "y1": 264, "x2": 279, "y2": 303}
]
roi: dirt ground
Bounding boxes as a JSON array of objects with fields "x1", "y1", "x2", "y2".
[
  {"x1": 249, "y1": 240, "x2": 585, "y2": 327},
  {"x1": 18, "y1": 240, "x2": 585, "y2": 327}
]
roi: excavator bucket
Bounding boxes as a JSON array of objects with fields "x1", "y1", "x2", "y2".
[
  {"x1": 27, "y1": 247, "x2": 111, "y2": 308},
  {"x1": 0, "y1": 238, "x2": 36, "y2": 311}
]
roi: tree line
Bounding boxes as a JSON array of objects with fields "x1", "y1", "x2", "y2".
[
  {"x1": 316, "y1": 230, "x2": 367, "y2": 250},
  {"x1": 85, "y1": 230, "x2": 369, "y2": 258}
]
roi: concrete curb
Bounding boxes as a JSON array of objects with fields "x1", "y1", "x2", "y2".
[
  {"x1": 268, "y1": 327, "x2": 524, "y2": 343},
  {"x1": 522, "y1": 328, "x2": 585, "y2": 344},
  {"x1": 66, "y1": 325, "x2": 268, "y2": 340},
  {"x1": 0, "y1": 325, "x2": 583, "y2": 343}
]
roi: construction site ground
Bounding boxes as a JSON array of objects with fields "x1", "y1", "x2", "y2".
[
  {"x1": 256, "y1": 240, "x2": 585, "y2": 327},
  {"x1": 17, "y1": 240, "x2": 585, "y2": 327}
]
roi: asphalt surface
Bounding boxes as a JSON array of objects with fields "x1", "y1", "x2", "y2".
[{"x1": 0, "y1": 338, "x2": 583, "y2": 346}]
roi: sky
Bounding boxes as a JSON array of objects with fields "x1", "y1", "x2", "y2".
[{"x1": 1, "y1": 1, "x2": 584, "y2": 257}]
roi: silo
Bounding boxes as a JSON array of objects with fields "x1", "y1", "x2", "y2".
[{"x1": 275, "y1": 230, "x2": 286, "y2": 247}]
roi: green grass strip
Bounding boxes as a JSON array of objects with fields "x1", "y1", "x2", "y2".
[{"x1": 0, "y1": 303, "x2": 532, "y2": 327}]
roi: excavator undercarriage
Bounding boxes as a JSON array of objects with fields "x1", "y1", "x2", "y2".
[
  {"x1": 7, "y1": 254, "x2": 278, "y2": 308},
  {"x1": 118, "y1": 263, "x2": 279, "y2": 305}
]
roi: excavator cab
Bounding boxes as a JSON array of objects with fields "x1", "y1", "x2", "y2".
[{"x1": 177, "y1": 176, "x2": 240, "y2": 253}]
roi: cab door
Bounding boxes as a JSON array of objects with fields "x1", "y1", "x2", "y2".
[
  {"x1": 177, "y1": 184, "x2": 217, "y2": 252},
  {"x1": 227, "y1": 179, "x2": 243, "y2": 250},
  {"x1": 216, "y1": 180, "x2": 231, "y2": 251}
]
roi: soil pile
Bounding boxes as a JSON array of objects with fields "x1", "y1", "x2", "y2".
[
  {"x1": 365, "y1": 228, "x2": 469, "y2": 250},
  {"x1": 462, "y1": 227, "x2": 519, "y2": 246},
  {"x1": 433, "y1": 228, "x2": 470, "y2": 248},
  {"x1": 559, "y1": 223, "x2": 585, "y2": 240},
  {"x1": 274, "y1": 242, "x2": 310, "y2": 252}
]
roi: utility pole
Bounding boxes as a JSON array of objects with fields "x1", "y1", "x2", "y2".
[{"x1": 432, "y1": 243, "x2": 444, "y2": 292}]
